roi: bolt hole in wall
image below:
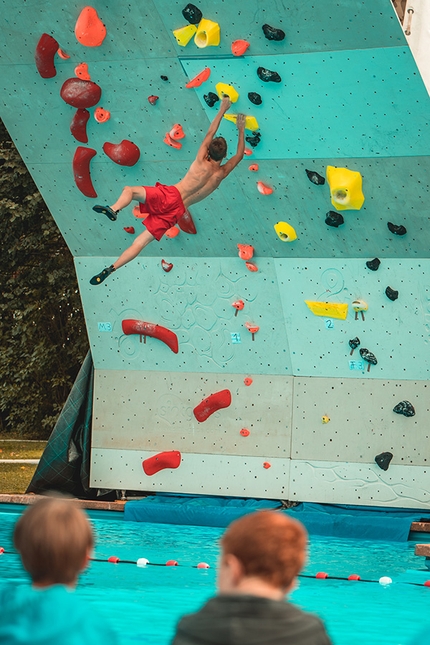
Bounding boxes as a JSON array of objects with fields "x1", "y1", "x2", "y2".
[{"x1": 1, "y1": 506, "x2": 430, "y2": 645}]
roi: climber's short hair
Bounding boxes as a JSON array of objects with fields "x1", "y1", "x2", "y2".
[{"x1": 208, "y1": 137, "x2": 227, "y2": 161}]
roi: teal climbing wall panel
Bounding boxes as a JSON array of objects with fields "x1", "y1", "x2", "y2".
[{"x1": 1, "y1": 0, "x2": 430, "y2": 506}]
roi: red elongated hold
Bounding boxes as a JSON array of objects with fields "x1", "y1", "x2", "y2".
[
  {"x1": 35, "y1": 33, "x2": 59, "y2": 78},
  {"x1": 244, "y1": 148, "x2": 253, "y2": 156},
  {"x1": 75, "y1": 62, "x2": 91, "y2": 80},
  {"x1": 124, "y1": 226, "x2": 135, "y2": 234},
  {"x1": 170, "y1": 124, "x2": 185, "y2": 140},
  {"x1": 316, "y1": 572, "x2": 328, "y2": 579},
  {"x1": 73, "y1": 146, "x2": 97, "y2": 198},
  {"x1": 57, "y1": 48, "x2": 70, "y2": 59},
  {"x1": 197, "y1": 562, "x2": 210, "y2": 569},
  {"x1": 178, "y1": 209, "x2": 197, "y2": 234},
  {"x1": 185, "y1": 67, "x2": 211, "y2": 88},
  {"x1": 148, "y1": 95, "x2": 159, "y2": 105},
  {"x1": 108, "y1": 556, "x2": 120, "y2": 563},
  {"x1": 244, "y1": 377, "x2": 253, "y2": 386},
  {"x1": 122, "y1": 319, "x2": 179, "y2": 354},
  {"x1": 263, "y1": 461, "x2": 271, "y2": 469},
  {"x1": 103, "y1": 140, "x2": 140, "y2": 166},
  {"x1": 237, "y1": 243, "x2": 254, "y2": 260},
  {"x1": 75, "y1": 6, "x2": 107, "y2": 47},
  {"x1": 164, "y1": 132, "x2": 182, "y2": 149},
  {"x1": 166, "y1": 560, "x2": 179, "y2": 566},
  {"x1": 249, "y1": 164, "x2": 259, "y2": 172},
  {"x1": 161, "y1": 259, "x2": 174, "y2": 272},
  {"x1": 60, "y1": 78, "x2": 102, "y2": 108},
  {"x1": 257, "y1": 181, "x2": 273, "y2": 195},
  {"x1": 94, "y1": 107, "x2": 110, "y2": 123},
  {"x1": 142, "y1": 450, "x2": 181, "y2": 476},
  {"x1": 70, "y1": 108, "x2": 90, "y2": 143},
  {"x1": 245, "y1": 261, "x2": 258, "y2": 272},
  {"x1": 165, "y1": 226, "x2": 180, "y2": 238},
  {"x1": 231, "y1": 39, "x2": 250, "y2": 56},
  {"x1": 193, "y1": 389, "x2": 232, "y2": 423},
  {"x1": 240, "y1": 428, "x2": 250, "y2": 437},
  {"x1": 348, "y1": 574, "x2": 361, "y2": 581}
]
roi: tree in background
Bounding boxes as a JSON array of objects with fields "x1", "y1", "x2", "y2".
[{"x1": 0, "y1": 120, "x2": 89, "y2": 438}]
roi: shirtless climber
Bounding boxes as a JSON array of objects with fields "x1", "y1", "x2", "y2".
[{"x1": 90, "y1": 97, "x2": 246, "y2": 285}]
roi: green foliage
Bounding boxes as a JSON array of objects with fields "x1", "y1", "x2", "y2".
[{"x1": 0, "y1": 120, "x2": 89, "y2": 438}]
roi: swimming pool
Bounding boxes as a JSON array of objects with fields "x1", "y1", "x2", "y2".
[{"x1": 0, "y1": 504, "x2": 429, "y2": 645}]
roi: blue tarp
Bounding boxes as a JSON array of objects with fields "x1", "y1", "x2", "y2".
[{"x1": 124, "y1": 494, "x2": 430, "y2": 541}]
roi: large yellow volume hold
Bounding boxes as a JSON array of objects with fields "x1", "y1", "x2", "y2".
[
  {"x1": 326, "y1": 166, "x2": 365, "y2": 211},
  {"x1": 173, "y1": 24, "x2": 197, "y2": 47},
  {"x1": 274, "y1": 221, "x2": 297, "y2": 242},
  {"x1": 194, "y1": 18, "x2": 220, "y2": 48},
  {"x1": 305, "y1": 301, "x2": 348, "y2": 320},
  {"x1": 215, "y1": 82, "x2": 239, "y2": 103},
  {"x1": 223, "y1": 114, "x2": 259, "y2": 131}
]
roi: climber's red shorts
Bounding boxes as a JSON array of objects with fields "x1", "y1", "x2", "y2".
[{"x1": 138, "y1": 183, "x2": 185, "y2": 240}]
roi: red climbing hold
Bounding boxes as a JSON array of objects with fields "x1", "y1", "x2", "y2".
[
  {"x1": 122, "y1": 319, "x2": 179, "y2": 354},
  {"x1": 74, "y1": 62, "x2": 91, "y2": 81},
  {"x1": 263, "y1": 462, "x2": 271, "y2": 469},
  {"x1": 70, "y1": 108, "x2": 90, "y2": 143},
  {"x1": 60, "y1": 78, "x2": 102, "y2": 108},
  {"x1": 73, "y1": 146, "x2": 97, "y2": 198},
  {"x1": 249, "y1": 164, "x2": 259, "y2": 172},
  {"x1": 166, "y1": 560, "x2": 179, "y2": 566},
  {"x1": 194, "y1": 389, "x2": 232, "y2": 422},
  {"x1": 164, "y1": 132, "x2": 182, "y2": 149},
  {"x1": 231, "y1": 40, "x2": 250, "y2": 56},
  {"x1": 75, "y1": 6, "x2": 107, "y2": 47},
  {"x1": 161, "y1": 259, "x2": 174, "y2": 272},
  {"x1": 170, "y1": 124, "x2": 185, "y2": 140},
  {"x1": 103, "y1": 140, "x2": 140, "y2": 166},
  {"x1": 35, "y1": 33, "x2": 59, "y2": 79},
  {"x1": 240, "y1": 428, "x2": 250, "y2": 437},
  {"x1": 133, "y1": 205, "x2": 144, "y2": 218},
  {"x1": 244, "y1": 148, "x2": 253, "y2": 156},
  {"x1": 164, "y1": 226, "x2": 180, "y2": 238},
  {"x1": 232, "y1": 300, "x2": 245, "y2": 316},
  {"x1": 244, "y1": 377, "x2": 253, "y2": 386},
  {"x1": 257, "y1": 181, "x2": 273, "y2": 195},
  {"x1": 108, "y1": 556, "x2": 120, "y2": 563},
  {"x1": 94, "y1": 107, "x2": 110, "y2": 123},
  {"x1": 178, "y1": 209, "x2": 197, "y2": 234},
  {"x1": 245, "y1": 261, "x2": 258, "y2": 272},
  {"x1": 142, "y1": 450, "x2": 181, "y2": 476},
  {"x1": 316, "y1": 572, "x2": 328, "y2": 579},
  {"x1": 348, "y1": 574, "x2": 361, "y2": 581},
  {"x1": 185, "y1": 67, "x2": 211, "y2": 88},
  {"x1": 197, "y1": 562, "x2": 210, "y2": 569},
  {"x1": 124, "y1": 226, "x2": 135, "y2": 234},
  {"x1": 237, "y1": 244, "x2": 254, "y2": 260},
  {"x1": 148, "y1": 95, "x2": 159, "y2": 105}
]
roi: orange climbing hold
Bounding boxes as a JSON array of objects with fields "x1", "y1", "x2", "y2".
[
  {"x1": 232, "y1": 300, "x2": 244, "y2": 316},
  {"x1": 244, "y1": 148, "x2": 253, "y2": 156},
  {"x1": 245, "y1": 322, "x2": 260, "y2": 340},
  {"x1": 249, "y1": 164, "x2": 259, "y2": 172},
  {"x1": 75, "y1": 6, "x2": 107, "y2": 47},
  {"x1": 244, "y1": 377, "x2": 253, "y2": 386},
  {"x1": 164, "y1": 226, "x2": 180, "y2": 238},
  {"x1": 94, "y1": 107, "x2": 110, "y2": 123},
  {"x1": 57, "y1": 47, "x2": 70, "y2": 59},
  {"x1": 263, "y1": 462, "x2": 271, "y2": 469},
  {"x1": 231, "y1": 39, "x2": 250, "y2": 56},
  {"x1": 237, "y1": 244, "x2": 254, "y2": 260},
  {"x1": 164, "y1": 132, "x2": 182, "y2": 149},
  {"x1": 257, "y1": 181, "x2": 273, "y2": 195},
  {"x1": 245, "y1": 261, "x2": 258, "y2": 272},
  {"x1": 169, "y1": 124, "x2": 185, "y2": 140},
  {"x1": 142, "y1": 450, "x2": 181, "y2": 476},
  {"x1": 133, "y1": 204, "x2": 145, "y2": 219},
  {"x1": 240, "y1": 428, "x2": 250, "y2": 437},
  {"x1": 193, "y1": 389, "x2": 232, "y2": 422},
  {"x1": 75, "y1": 62, "x2": 91, "y2": 80},
  {"x1": 185, "y1": 67, "x2": 211, "y2": 88}
]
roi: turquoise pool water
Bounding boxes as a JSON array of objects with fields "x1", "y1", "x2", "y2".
[{"x1": 0, "y1": 504, "x2": 429, "y2": 645}]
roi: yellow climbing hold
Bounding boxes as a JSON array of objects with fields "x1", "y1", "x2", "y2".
[
  {"x1": 215, "y1": 82, "x2": 239, "y2": 103},
  {"x1": 305, "y1": 301, "x2": 348, "y2": 320},
  {"x1": 223, "y1": 114, "x2": 259, "y2": 131},
  {"x1": 173, "y1": 24, "x2": 197, "y2": 47},
  {"x1": 326, "y1": 166, "x2": 365, "y2": 211},
  {"x1": 195, "y1": 18, "x2": 220, "y2": 48},
  {"x1": 274, "y1": 221, "x2": 297, "y2": 242}
]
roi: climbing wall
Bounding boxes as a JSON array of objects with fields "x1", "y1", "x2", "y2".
[{"x1": 1, "y1": 0, "x2": 430, "y2": 507}]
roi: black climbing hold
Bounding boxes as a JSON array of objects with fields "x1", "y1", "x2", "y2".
[
  {"x1": 393, "y1": 401, "x2": 415, "y2": 417},
  {"x1": 257, "y1": 66, "x2": 281, "y2": 83},
  {"x1": 359, "y1": 348, "x2": 377, "y2": 366},
  {"x1": 387, "y1": 222, "x2": 407, "y2": 236},
  {"x1": 182, "y1": 3, "x2": 202, "y2": 24},
  {"x1": 248, "y1": 92, "x2": 262, "y2": 105},
  {"x1": 245, "y1": 131, "x2": 261, "y2": 148},
  {"x1": 375, "y1": 452, "x2": 393, "y2": 471},
  {"x1": 349, "y1": 337, "x2": 360, "y2": 352},
  {"x1": 385, "y1": 286, "x2": 399, "y2": 301},
  {"x1": 90, "y1": 265, "x2": 115, "y2": 286},
  {"x1": 203, "y1": 92, "x2": 219, "y2": 108},
  {"x1": 262, "y1": 24, "x2": 286, "y2": 41},
  {"x1": 325, "y1": 210, "x2": 344, "y2": 228},
  {"x1": 366, "y1": 258, "x2": 381, "y2": 271},
  {"x1": 160, "y1": 75, "x2": 169, "y2": 81},
  {"x1": 306, "y1": 169, "x2": 325, "y2": 185}
]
